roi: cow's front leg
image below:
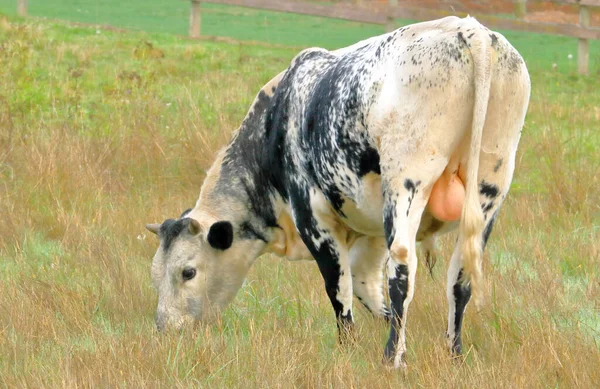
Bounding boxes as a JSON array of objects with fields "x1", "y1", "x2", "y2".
[
  {"x1": 315, "y1": 241, "x2": 354, "y2": 339},
  {"x1": 290, "y1": 187, "x2": 354, "y2": 340}
]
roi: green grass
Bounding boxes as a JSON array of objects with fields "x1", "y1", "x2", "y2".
[
  {"x1": 0, "y1": 0, "x2": 598, "y2": 73},
  {"x1": 0, "y1": 7, "x2": 598, "y2": 389},
  {"x1": 0, "y1": 0, "x2": 387, "y2": 48}
]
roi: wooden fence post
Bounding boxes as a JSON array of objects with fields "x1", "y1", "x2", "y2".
[
  {"x1": 189, "y1": 0, "x2": 202, "y2": 38},
  {"x1": 17, "y1": 0, "x2": 27, "y2": 17},
  {"x1": 387, "y1": 0, "x2": 398, "y2": 32},
  {"x1": 578, "y1": 5, "x2": 590, "y2": 75},
  {"x1": 514, "y1": 0, "x2": 527, "y2": 19}
]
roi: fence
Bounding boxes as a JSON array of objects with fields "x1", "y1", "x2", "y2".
[
  {"x1": 191, "y1": 0, "x2": 600, "y2": 75},
  {"x1": 14, "y1": 0, "x2": 600, "y2": 74}
]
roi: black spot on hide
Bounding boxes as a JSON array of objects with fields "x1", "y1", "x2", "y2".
[
  {"x1": 493, "y1": 158, "x2": 503, "y2": 173},
  {"x1": 383, "y1": 195, "x2": 396, "y2": 249},
  {"x1": 480, "y1": 181, "x2": 499, "y2": 199}
]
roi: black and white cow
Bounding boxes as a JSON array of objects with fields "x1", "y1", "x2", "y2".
[{"x1": 146, "y1": 16, "x2": 531, "y2": 368}]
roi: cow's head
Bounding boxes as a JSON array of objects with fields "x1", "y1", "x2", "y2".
[{"x1": 145, "y1": 209, "x2": 270, "y2": 332}]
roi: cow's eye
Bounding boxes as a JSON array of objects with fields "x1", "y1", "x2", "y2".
[{"x1": 182, "y1": 268, "x2": 196, "y2": 281}]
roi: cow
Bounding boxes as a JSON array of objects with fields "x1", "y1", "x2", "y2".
[{"x1": 145, "y1": 15, "x2": 531, "y2": 368}]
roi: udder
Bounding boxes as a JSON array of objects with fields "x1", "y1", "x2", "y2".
[{"x1": 427, "y1": 169, "x2": 465, "y2": 222}]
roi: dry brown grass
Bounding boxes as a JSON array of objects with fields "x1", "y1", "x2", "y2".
[{"x1": 0, "y1": 16, "x2": 598, "y2": 389}]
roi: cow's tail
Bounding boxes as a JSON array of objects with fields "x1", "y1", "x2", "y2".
[{"x1": 459, "y1": 20, "x2": 493, "y2": 308}]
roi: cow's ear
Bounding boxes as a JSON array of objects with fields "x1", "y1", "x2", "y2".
[
  {"x1": 187, "y1": 218, "x2": 201, "y2": 236},
  {"x1": 207, "y1": 221, "x2": 233, "y2": 250}
]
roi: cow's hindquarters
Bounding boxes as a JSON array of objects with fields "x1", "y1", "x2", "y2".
[{"x1": 445, "y1": 31, "x2": 531, "y2": 355}]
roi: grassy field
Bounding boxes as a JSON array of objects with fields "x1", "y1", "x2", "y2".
[
  {"x1": 0, "y1": 0, "x2": 387, "y2": 49},
  {"x1": 0, "y1": 0, "x2": 599, "y2": 71},
  {"x1": 0, "y1": 5, "x2": 599, "y2": 389}
]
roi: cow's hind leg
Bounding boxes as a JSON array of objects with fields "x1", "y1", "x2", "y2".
[
  {"x1": 446, "y1": 209, "x2": 497, "y2": 356},
  {"x1": 349, "y1": 236, "x2": 390, "y2": 320},
  {"x1": 446, "y1": 149, "x2": 513, "y2": 356}
]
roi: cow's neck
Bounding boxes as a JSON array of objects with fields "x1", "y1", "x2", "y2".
[{"x1": 192, "y1": 73, "x2": 287, "y2": 241}]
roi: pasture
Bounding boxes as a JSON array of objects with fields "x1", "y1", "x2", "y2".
[{"x1": 0, "y1": 4, "x2": 599, "y2": 388}]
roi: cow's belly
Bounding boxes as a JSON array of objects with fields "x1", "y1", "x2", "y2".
[{"x1": 335, "y1": 169, "x2": 464, "y2": 238}]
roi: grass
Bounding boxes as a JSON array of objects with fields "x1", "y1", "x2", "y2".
[
  {"x1": 0, "y1": 0, "x2": 387, "y2": 49},
  {"x1": 0, "y1": 0, "x2": 599, "y2": 71},
  {"x1": 0, "y1": 6, "x2": 599, "y2": 389}
]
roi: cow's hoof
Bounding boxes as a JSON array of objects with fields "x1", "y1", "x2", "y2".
[
  {"x1": 382, "y1": 359, "x2": 408, "y2": 372},
  {"x1": 336, "y1": 321, "x2": 357, "y2": 346},
  {"x1": 382, "y1": 352, "x2": 407, "y2": 370},
  {"x1": 376, "y1": 307, "x2": 392, "y2": 323}
]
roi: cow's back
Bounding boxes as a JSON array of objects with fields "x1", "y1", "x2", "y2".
[{"x1": 263, "y1": 15, "x2": 528, "y2": 237}]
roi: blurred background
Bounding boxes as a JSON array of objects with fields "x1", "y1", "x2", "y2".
[{"x1": 1, "y1": 0, "x2": 598, "y2": 73}]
